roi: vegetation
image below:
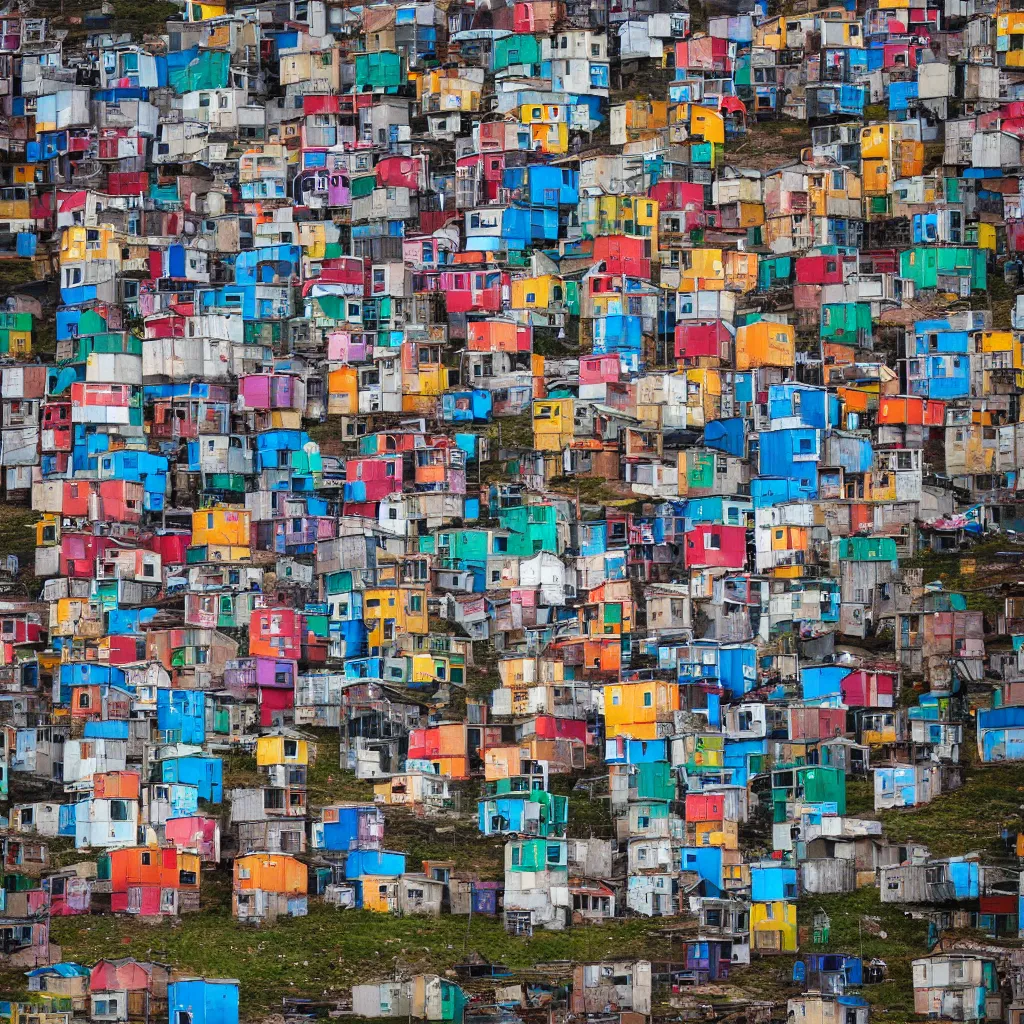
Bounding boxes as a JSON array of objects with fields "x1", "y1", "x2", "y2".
[
  {"x1": 488, "y1": 410, "x2": 534, "y2": 449},
  {"x1": 551, "y1": 773, "x2": 615, "y2": 840},
  {"x1": 50, "y1": 898, "x2": 669, "y2": 1016},
  {"x1": 305, "y1": 729, "x2": 378, "y2": 805},
  {"x1": 876, "y1": 761, "x2": 1024, "y2": 858},
  {"x1": 796, "y1": 887, "x2": 930, "y2": 1022},
  {"x1": 0, "y1": 502, "x2": 41, "y2": 594},
  {"x1": 0, "y1": 503, "x2": 39, "y2": 565},
  {"x1": 533, "y1": 325, "x2": 578, "y2": 359},
  {"x1": 730, "y1": 118, "x2": 811, "y2": 172},
  {"x1": 844, "y1": 777, "x2": 874, "y2": 817},
  {"x1": 221, "y1": 750, "x2": 265, "y2": 792},
  {"x1": 35, "y1": 706, "x2": 1024, "y2": 1021},
  {"x1": 111, "y1": 0, "x2": 178, "y2": 36},
  {"x1": 0, "y1": 258, "x2": 40, "y2": 295},
  {"x1": 906, "y1": 537, "x2": 1024, "y2": 622},
  {"x1": 383, "y1": 809, "x2": 505, "y2": 879}
]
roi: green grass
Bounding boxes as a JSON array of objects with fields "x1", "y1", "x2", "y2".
[
  {"x1": 0, "y1": 502, "x2": 41, "y2": 594},
  {"x1": 32, "y1": 318, "x2": 57, "y2": 359},
  {"x1": 904, "y1": 540, "x2": 1024, "y2": 623},
  {"x1": 875, "y1": 761, "x2": 1024, "y2": 858},
  {"x1": 110, "y1": 0, "x2": 178, "y2": 35},
  {"x1": 550, "y1": 773, "x2": 615, "y2": 840},
  {"x1": 546, "y1": 475, "x2": 641, "y2": 510},
  {"x1": 381, "y1": 807, "x2": 505, "y2": 879},
  {"x1": 465, "y1": 662, "x2": 500, "y2": 702},
  {"x1": 0, "y1": 258, "x2": 39, "y2": 295},
  {"x1": 795, "y1": 887, "x2": 930, "y2": 1018},
  {"x1": 224, "y1": 732, "x2": 376, "y2": 805},
  {"x1": 221, "y1": 750, "x2": 265, "y2": 791},
  {"x1": 304, "y1": 729, "x2": 378, "y2": 806},
  {"x1": 725, "y1": 887, "x2": 932, "y2": 1013},
  {"x1": 0, "y1": 503, "x2": 40, "y2": 563},
  {"x1": 487, "y1": 410, "x2": 534, "y2": 449},
  {"x1": 844, "y1": 777, "x2": 874, "y2": 817},
  {"x1": 50, "y1": 896, "x2": 669, "y2": 1016}
]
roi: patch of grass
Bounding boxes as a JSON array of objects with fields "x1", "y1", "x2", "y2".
[
  {"x1": 795, "y1": 887, "x2": 930, "y2": 1017},
  {"x1": 905, "y1": 542, "x2": 1024, "y2": 624},
  {"x1": 222, "y1": 750, "x2": 264, "y2": 791},
  {"x1": 305, "y1": 420, "x2": 352, "y2": 457},
  {"x1": 51, "y1": 903, "x2": 669, "y2": 1016},
  {"x1": 382, "y1": 805, "x2": 505, "y2": 879},
  {"x1": 726, "y1": 887, "x2": 931, "y2": 1011},
  {"x1": 0, "y1": 503, "x2": 40, "y2": 562},
  {"x1": 798, "y1": 886, "x2": 928, "y2": 957},
  {"x1": 488, "y1": 410, "x2": 534, "y2": 449},
  {"x1": 465, "y1": 663, "x2": 500, "y2": 702},
  {"x1": 551, "y1": 773, "x2": 614, "y2": 840},
  {"x1": 876, "y1": 761, "x2": 1024, "y2": 858},
  {"x1": 305, "y1": 728, "x2": 378, "y2": 806},
  {"x1": 32, "y1": 317, "x2": 57, "y2": 359},
  {"x1": 546, "y1": 475, "x2": 636, "y2": 508},
  {"x1": 844, "y1": 777, "x2": 874, "y2": 817},
  {"x1": 0, "y1": 258, "x2": 40, "y2": 295},
  {"x1": 0, "y1": 502, "x2": 41, "y2": 593},
  {"x1": 534, "y1": 325, "x2": 578, "y2": 359},
  {"x1": 730, "y1": 118, "x2": 811, "y2": 171},
  {"x1": 110, "y1": 0, "x2": 178, "y2": 35}
]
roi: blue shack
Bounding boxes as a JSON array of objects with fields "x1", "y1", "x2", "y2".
[
  {"x1": 156, "y1": 689, "x2": 206, "y2": 745},
  {"x1": 758, "y1": 428, "x2": 820, "y2": 500},
  {"x1": 344, "y1": 848, "x2": 407, "y2": 879},
  {"x1": 168, "y1": 978, "x2": 240, "y2": 1024},
  {"x1": 159, "y1": 755, "x2": 223, "y2": 803},
  {"x1": 977, "y1": 706, "x2": 1024, "y2": 762},
  {"x1": 680, "y1": 846, "x2": 723, "y2": 894},
  {"x1": 313, "y1": 805, "x2": 385, "y2": 851},
  {"x1": 750, "y1": 862, "x2": 798, "y2": 902}
]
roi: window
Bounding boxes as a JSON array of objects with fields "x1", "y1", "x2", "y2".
[
  {"x1": 643, "y1": 691, "x2": 653, "y2": 707},
  {"x1": 507, "y1": 910, "x2": 533, "y2": 936},
  {"x1": 110, "y1": 800, "x2": 129, "y2": 821}
]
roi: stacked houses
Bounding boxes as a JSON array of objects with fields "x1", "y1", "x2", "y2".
[{"x1": 3, "y1": 0, "x2": 1024, "y2": 1018}]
